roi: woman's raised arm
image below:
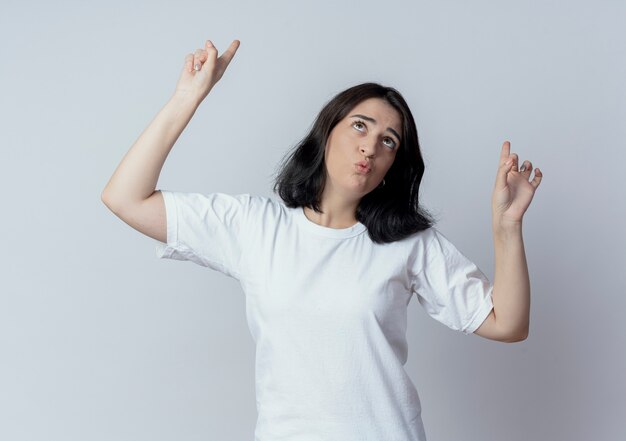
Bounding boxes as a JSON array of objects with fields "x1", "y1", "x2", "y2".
[{"x1": 101, "y1": 39, "x2": 240, "y2": 241}]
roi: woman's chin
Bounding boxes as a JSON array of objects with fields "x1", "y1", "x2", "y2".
[{"x1": 344, "y1": 181, "x2": 375, "y2": 197}]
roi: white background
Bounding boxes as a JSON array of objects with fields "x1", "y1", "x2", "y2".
[{"x1": 1, "y1": 0, "x2": 624, "y2": 440}]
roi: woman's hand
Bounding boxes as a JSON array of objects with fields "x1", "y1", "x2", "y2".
[
  {"x1": 492, "y1": 141, "x2": 543, "y2": 231},
  {"x1": 174, "y1": 39, "x2": 241, "y2": 103}
]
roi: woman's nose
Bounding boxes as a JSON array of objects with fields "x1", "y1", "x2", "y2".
[{"x1": 360, "y1": 142, "x2": 375, "y2": 157}]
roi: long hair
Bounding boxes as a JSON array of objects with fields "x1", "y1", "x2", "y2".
[{"x1": 271, "y1": 82, "x2": 437, "y2": 244}]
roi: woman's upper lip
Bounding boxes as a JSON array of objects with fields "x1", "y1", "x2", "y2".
[{"x1": 355, "y1": 160, "x2": 371, "y2": 171}]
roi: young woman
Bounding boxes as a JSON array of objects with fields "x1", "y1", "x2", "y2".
[{"x1": 102, "y1": 39, "x2": 543, "y2": 441}]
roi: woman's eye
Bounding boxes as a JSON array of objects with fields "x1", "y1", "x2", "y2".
[
  {"x1": 353, "y1": 121, "x2": 365, "y2": 131},
  {"x1": 383, "y1": 138, "x2": 397, "y2": 149}
]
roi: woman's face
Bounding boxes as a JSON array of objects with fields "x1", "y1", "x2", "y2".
[{"x1": 324, "y1": 97, "x2": 402, "y2": 200}]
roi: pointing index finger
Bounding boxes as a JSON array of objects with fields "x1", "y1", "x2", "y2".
[
  {"x1": 500, "y1": 140, "x2": 511, "y2": 163},
  {"x1": 218, "y1": 39, "x2": 241, "y2": 65}
]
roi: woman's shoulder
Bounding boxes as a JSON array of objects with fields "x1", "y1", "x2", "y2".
[
  {"x1": 233, "y1": 192, "x2": 292, "y2": 221},
  {"x1": 239, "y1": 192, "x2": 284, "y2": 209},
  {"x1": 390, "y1": 225, "x2": 438, "y2": 248}
]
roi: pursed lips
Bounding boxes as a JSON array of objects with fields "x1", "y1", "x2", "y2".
[{"x1": 355, "y1": 160, "x2": 371, "y2": 172}]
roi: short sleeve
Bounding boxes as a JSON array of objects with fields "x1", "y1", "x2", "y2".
[
  {"x1": 411, "y1": 228, "x2": 494, "y2": 335},
  {"x1": 154, "y1": 190, "x2": 252, "y2": 280}
]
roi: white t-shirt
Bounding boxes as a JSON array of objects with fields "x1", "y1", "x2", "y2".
[{"x1": 155, "y1": 190, "x2": 494, "y2": 441}]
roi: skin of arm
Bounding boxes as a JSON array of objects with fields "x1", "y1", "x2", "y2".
[
  {"x1": 491, "y1": 222, "x2": 530, "y2": 341},
  {"x1": 101, "y1": 92, "x2": 201, "y2": 209}
]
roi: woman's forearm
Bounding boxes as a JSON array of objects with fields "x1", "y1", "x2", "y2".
[
  {"x1": 101, "y1": 91, "x2": 201, "y2": 208},
  {"x1": 492, "y1": 223, "x2": 530, "y2": 339}
]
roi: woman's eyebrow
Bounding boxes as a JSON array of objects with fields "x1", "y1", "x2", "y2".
[{"x1": 349, "y1": 114, "x2": 401, "y2": 142}]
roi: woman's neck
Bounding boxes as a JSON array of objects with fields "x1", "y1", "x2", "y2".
[{"x1": 303, "y1": 196, "x2": 360, "y2": 229}]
